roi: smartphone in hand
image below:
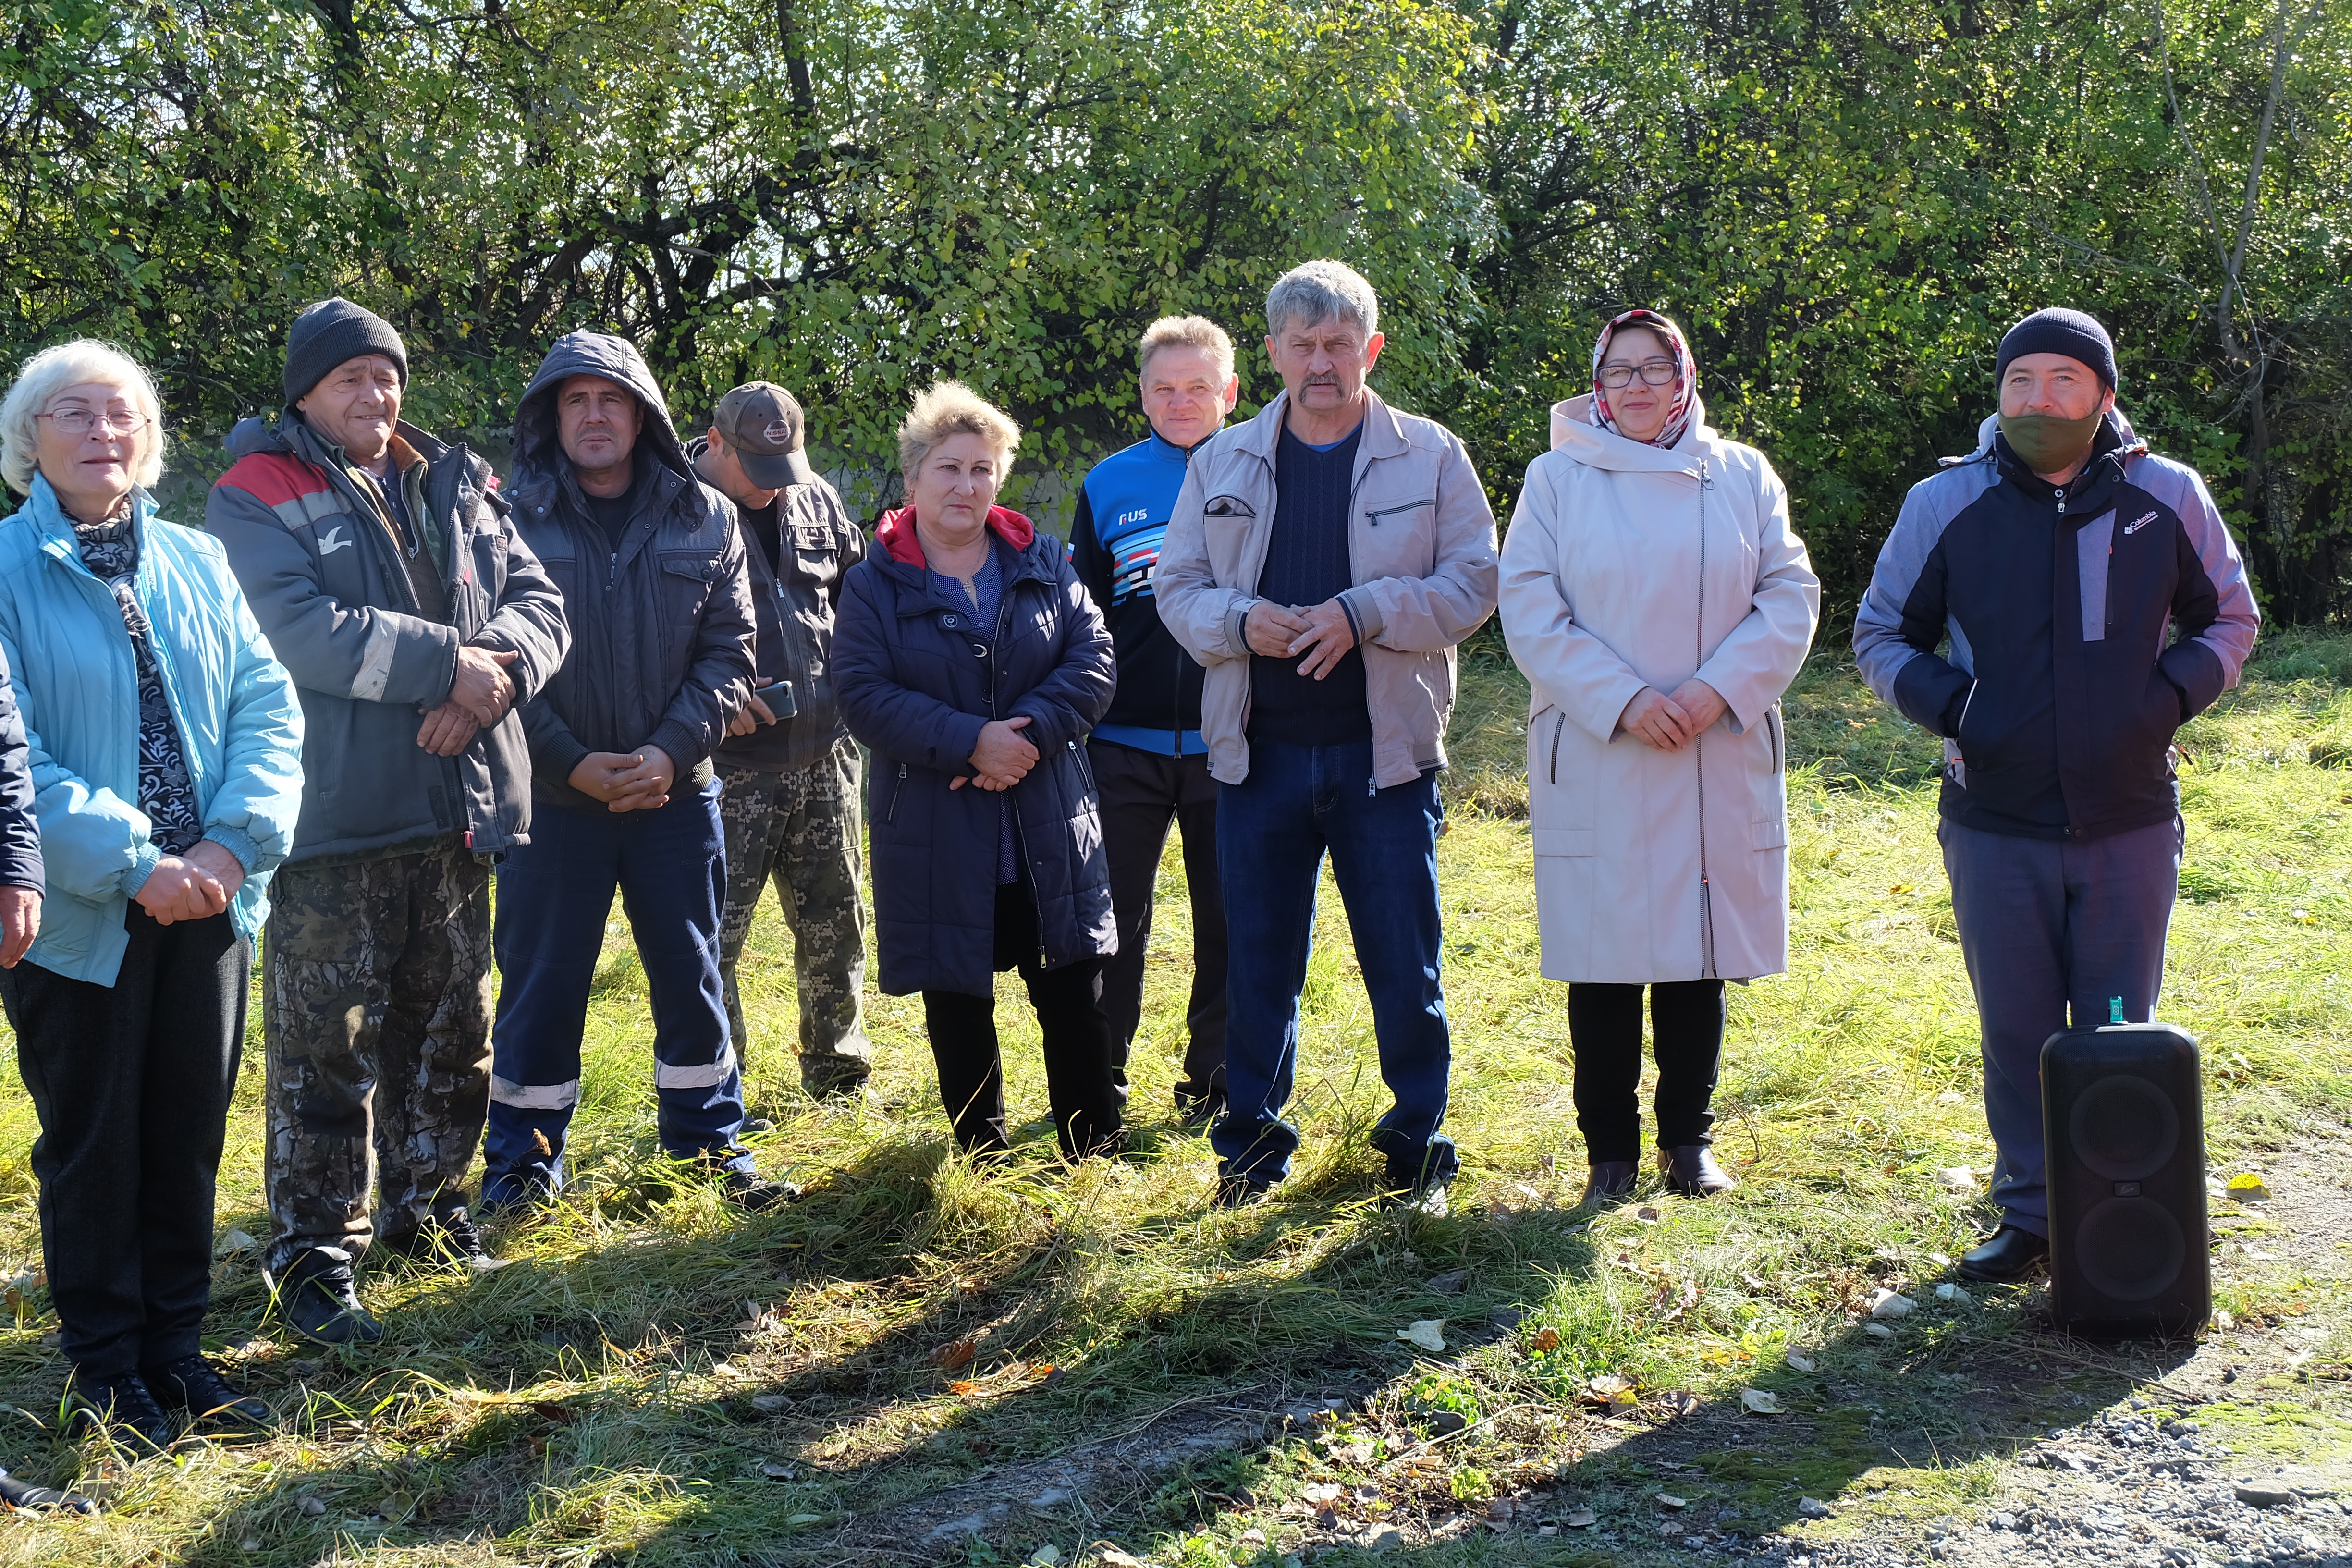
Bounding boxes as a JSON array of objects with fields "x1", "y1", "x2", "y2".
[{"x1": 753, "y1": 679, "x2": 797, "y2": 721}]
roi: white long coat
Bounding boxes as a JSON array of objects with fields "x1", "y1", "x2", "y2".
[{"x1": 1498, "y1": 395, "x2": 1820, "y2": 983}]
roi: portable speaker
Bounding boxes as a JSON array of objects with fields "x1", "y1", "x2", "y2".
[{"x1": 2042, "y1": 1022, "x2": 2209, "y2": 1336}]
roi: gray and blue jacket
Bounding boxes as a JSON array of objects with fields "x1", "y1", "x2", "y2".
[{"x1": 1854, "y1": 410, "x2": 2258, "y2": 841}]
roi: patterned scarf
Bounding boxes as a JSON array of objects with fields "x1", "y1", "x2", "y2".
[{"x1": 1589, "y1": 307, "x2": 1699, "y2": 450}]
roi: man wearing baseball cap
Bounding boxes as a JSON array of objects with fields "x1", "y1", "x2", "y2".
[
  {"x1": 1854, "y1": 307, "x2": 2259, "y2": 1281},
  {"x1": 690, "y1": 383, "x2": 875, "y2": 1102},
  {"x1": 207, "y1": 298, "x2": 571, "y2": 1342}
]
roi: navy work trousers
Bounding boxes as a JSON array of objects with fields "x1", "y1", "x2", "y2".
[
  {"x1": 1211, "y1": 738, "x2": 1456, "y2": 1188},
  {"x1": 1941, "y1": 814, "x2": 2182, "y2": 1237},
  {"x1": 484, "y1": 781, "x2": 750, "y2": 1204}
]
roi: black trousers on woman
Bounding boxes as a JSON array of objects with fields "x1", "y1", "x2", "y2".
[
  {"x1": 1567, "y1": 979, "x2": 1726, "y2": 1163},
  {"x1": 0, "y1": 907, "x2": 247, "y2": 1378},
  {"x1": 922, "y1": 878, "x2": 1122, "y2": 1159}
]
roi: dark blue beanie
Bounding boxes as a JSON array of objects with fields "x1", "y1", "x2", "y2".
[{"x1": 1995, "y1": 308, "x2": 2117, "y2": 388}]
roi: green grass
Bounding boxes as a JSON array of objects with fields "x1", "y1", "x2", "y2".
[{"x1": 0, "y1": 629, "x2": 2347, "y2": 1566}]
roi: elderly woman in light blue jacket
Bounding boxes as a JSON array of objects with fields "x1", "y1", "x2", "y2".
[{"x1": 0, "y1": 340, "x2": 303, "y2": 1452}]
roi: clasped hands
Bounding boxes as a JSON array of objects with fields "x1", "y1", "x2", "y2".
[
  {"x1": 1245, "y1": 598, "x2": 1355, "y2": 677},
  {"x1": 569, "y1": 746, "x2": 678, "y2": 813},
  {"x1": 416, "y1": 645, "x2": 522, "y2": 757},
  {"x1": 134, "y1": 839, "x2": 246, "y2": 926},
  {"x1": 1618, "y1": 680, "x2": 1729, "y2": 751},
  {"x1": 954, "y1": 716, "x2": 1036, "y2": 793}
]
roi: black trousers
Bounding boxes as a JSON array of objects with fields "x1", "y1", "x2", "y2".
[
  {"x1": 1089, "y1": 740, "x2": 1227, "y2": 1107},
  {"x1": 0, "y1": 907, "x2": 247, "y2": 1377},
  {"x1": 1566, "y1": 979, "x2": 1726, "y2": 1163},
  {"x1": 921, "y1": 879, "x2": 1121, "y2": 1159}
]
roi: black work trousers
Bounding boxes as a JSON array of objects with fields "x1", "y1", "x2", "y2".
[
  {"x1": 0, "y1": 907, "x2": 248, "y2": 1377},
  {"x1": 1089, "y1": 739, "x2": 1227, "y2": 1109},
  {"x1": 1566, "y1": 979, "x2": 1726, "y2": 1164},
  {"x1": 920, "y1": 878, "x2": 1121, "y2": 1160}
]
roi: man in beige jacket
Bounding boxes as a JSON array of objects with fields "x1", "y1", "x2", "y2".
[{"x1": 1156, "y1": 259, "x2": 1499, "y2": 1210}]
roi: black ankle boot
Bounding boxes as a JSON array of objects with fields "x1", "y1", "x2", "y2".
[
  {"x1": 1580, "y1": 1161, "x2": 1638, "y2": 1205},
  {"x1": 1662, "y1": 1145, "x2": 1736, "y2": 1197}
]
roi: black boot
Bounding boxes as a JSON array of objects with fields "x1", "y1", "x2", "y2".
[
  {"x1": 275, "y1": 1247, "x2": 384, "y2": 1346},
  {"x1": 1580, "y1": 1161, "x2": 1638, "y2": 1206},
  {"x1": 0, "y1": 1466, "x2": 96, "y2": 1513},
  {"x1": 1956, "y1": 1225, "x2": 2048, "y2": 1283},
  {"x1": 1662, "y1": 1145, "x2": 1737, "y2": 1197},
  {"x1": 144, "y1": 1355, "x2": 273, "y2": 1432},
  {"x1": 381, "y1": 1208, "x2": 509, "y2": 1272},
  {"x1": 64, "y1": 1371, "x2": 174, "y2": 1453}
]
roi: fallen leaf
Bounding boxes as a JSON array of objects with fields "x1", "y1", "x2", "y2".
[
  {"x1": 1867, "y1": 1289, "x2": 1915, "y2": 1321},
  {"x1": 1740, "y1": 1388, "x2": 1782, "y2": 1415},
  {"x1": 1934, "y1": 1167, "x2": 1977, "y2": 1193},
  {"x1": 531, "y1": 1128, "x2": 552, "y2": 1158},
  {"x1": 786, "y1": 1512, "x2": 825, "y2": 1525},
  {"x1": 1863, "y1": 1322, "x2": 1895, "y2": 1338},
  {"x1": 532, "y1": 1400, "x2": 576, "y2": 1425},
  {"x1": 1634, "y1": 1206, "x2": 1662, "y2": 1225},
  {"x1": 931, "y1": 1336, "x2": 977, "y2": 1372},
  {"x1": 1565, "y1": 1507, "x2": 1597, "y2": 1528},
  {"x1": 1399, "y1": 1320, "x2": 1447, "y2": 1352},
  {"x1": 1530, "y1": 1326, "x2": 1561, "y2": 1352},
  {"x1": 1657, "y1": 1492, "x2": 1687, "y2": 1509},
  {"x1": 2227, "y1": 1173, "x2": 2271, "y2": 1201},
  {"x1": 761, "y1": 1462, "x2": 793, "y2": 1481},
  {"x1": 1303, "y1": 1482, "x2": 1343, "y2": 1504},
  {"x1": 1030, "y1": 1546, "x2": 1063, "y2": 1567},
  {"x1": 2214, "y1": 1309, "x2": 2236, "y2": 1329},
  {"x1": 1658, "y1": 1389, "x2": 1700, "y2": 1418},
  {"x1": 1934, "y1": 1283, "x2": 1973, "y2": 1307},
  {"x1": 947, "y1": 1380, "x2": 979, "y2": 1396},
  {"x1": 750, "y1": 1393, "x2": 790, "y2": 1412},
  {"x1": 1785, "y1": 1351, "x2": 1817, "y2": 1372},
  {"x1": 1889, "y1": 882, "x2": 1914, "y2": 894},
  {"x1": 220, "y1": 1228, "x2": 259, "y2": 1255}
]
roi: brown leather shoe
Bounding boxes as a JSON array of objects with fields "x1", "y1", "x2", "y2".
[
  {"x1": 1580, "y1": 1161, "x2": 1638, "y2": 1206},
  {"x1": 1661, "y1": 1145, "x2": 1737, "y2": 1197}
]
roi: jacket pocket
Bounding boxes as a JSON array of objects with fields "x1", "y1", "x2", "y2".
[
  {"x1": 886, "y1": 761, "x2": 908, "y2": 824},
  {"x1": 657, "y1": 551, "x2": 719, "y2": 624},
  {"x1": 1765, "y1": 703, "x2": 1783, "y2": 775},
  {"x1": 1548, "y1": 710, "x2": 1568, "y2": 785},
  {"x1": 1365, "y1": 497, "x2": 1435, "y2": 527},
  {"x1": 1751, "y1": 817, "x2": 1789, "y2": 851},
  {"x1": 1203, "y1": 495, "x2": 1257, "y2": 519}
]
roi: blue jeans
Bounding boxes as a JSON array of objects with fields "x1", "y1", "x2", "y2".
[
  {"x1": 483, "y1": 780, "x2": 751, "y2": 1205},
  {"x1": 1212, "y1": 738, "x2": 1456, "y2": 1188},
  {"x1": 1941, "y1": 815, "x2": 2182, "y2": 1238}
]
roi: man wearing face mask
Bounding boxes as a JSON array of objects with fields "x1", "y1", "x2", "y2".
[{"x1": 1853, "y1": 308, "x2": 2259, "y2": 1282}]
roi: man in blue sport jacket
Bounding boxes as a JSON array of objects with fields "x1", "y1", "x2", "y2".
[
  {"x1": 1070, "y1": 316, "x2": 1241, "y2": 1124},
  {"x1": 1854, "y1": 308, "x2": 2259, "y2": 1282}
]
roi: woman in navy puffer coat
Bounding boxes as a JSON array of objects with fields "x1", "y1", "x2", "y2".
[{"x1": 834, "y1": 383, "x2": 1120, "y2": 1159}]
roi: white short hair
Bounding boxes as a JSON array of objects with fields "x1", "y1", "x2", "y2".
[
  {"x1": 1265, "y1": 260, "x2": 1379, "y2": 343},
  {"x1": 1139, "y1": 316, "x2": 1236, "y2": 389},
  {"x1": 0, "y1": 340, "x2": 168, "y2": 497}
]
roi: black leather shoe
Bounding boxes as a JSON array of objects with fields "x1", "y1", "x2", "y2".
[
  {"x1": 1956, "y1": 1225, "x2": 2048, "y2": 1283},
  {"x1": 1662, "y1": 1145, "x2": 1737, "y2": 1197},
  {"x1": 382, "y1": 1208, "x2": 510, "y2": 1272},
  {"x1": 1580, "y1": 1161, "x2": 1638, "y2": 1205},
  {"x1": 1176, "y1": 1089, "x2": 1226, "y2": 1131},
  {"x1": 144, "y1": 1354, "x2": 273, "y2": 1432},
  {"x1": 0, "y1": 1466, "x2": 96, "y2": 1513},
  {"x1": 722, "y1": 1168, "x2": 803, "y2": 1212},
  {"x1": 276, "y1": 1246, "x2": 384, "y2": 1346},
  {"x1": 65, "y1": 1371, "x2": 174, "y2": 1452}
]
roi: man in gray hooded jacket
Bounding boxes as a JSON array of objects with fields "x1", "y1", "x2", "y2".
[
  {"x1": 482, "y1": 331, "x2": 793, "y2": 1213},
  {"x1": 208, "y1": 298, "x2": 570, "y2": 1345}
]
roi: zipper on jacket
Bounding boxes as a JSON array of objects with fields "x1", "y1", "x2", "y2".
[
  {"x1": 1366, "y1": 497, "x2": 1435, "y2": 527},
  {"x1": 992, "y1": 579, "x2": 1051, "y2": 968},
  {"x1": 888, "y1": 761, "x2": 906, "y2": 822},
  {"x1": 1548, "y1": 710, "x2": 1566, "y2": 785},
  {"x1": 1696, "y1": 463, "x2": 1716, "y2": 981}
]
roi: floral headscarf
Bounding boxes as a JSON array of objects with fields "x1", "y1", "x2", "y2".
[{"x1": 1589, "y1": 307, "x2": 1699, "y2": 450}]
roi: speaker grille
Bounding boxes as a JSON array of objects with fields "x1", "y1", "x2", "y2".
[
  {"x1": 2067, "y1": 1073, "x2": 2181, "y2": 1181},
  {"x1": 2075, "y1": 1196, "x2": 2187, "y2": 1302}
]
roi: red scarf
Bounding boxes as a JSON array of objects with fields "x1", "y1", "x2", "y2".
[
  {"x1": 1590, "y1": 307, "x2": 1699, "y2": 450},
  {"x1": 874, "y1": 503, "x2": 1036, "y2": 567}
]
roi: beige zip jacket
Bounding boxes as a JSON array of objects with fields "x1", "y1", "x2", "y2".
[{"x1": 1155, "y1": 389, "x2": 1500, "y2": 787}]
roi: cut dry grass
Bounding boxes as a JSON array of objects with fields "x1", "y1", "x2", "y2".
[{"x1": 0, "y1": 630, "x2": 2346, "y2": 1566}]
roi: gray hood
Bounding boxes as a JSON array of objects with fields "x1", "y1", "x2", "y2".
[{"x1": 510, "y1": 331, "x2": 693, "y2": 509}]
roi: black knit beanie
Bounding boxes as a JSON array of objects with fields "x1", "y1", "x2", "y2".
[
  {"x1": 284, "y1": 298, "x2": 409, "y2": 404},
  {"x1": 1995, "y1": 308, "x2": 2117, "y2": 389}
]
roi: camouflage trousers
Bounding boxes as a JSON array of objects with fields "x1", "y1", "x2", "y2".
[
  {"x1": 716, "y1": 743, "x2": 874, "y2": 1092},
  {"x1": 262, "y1": 844, "x2": 493, "y2": 1276}
]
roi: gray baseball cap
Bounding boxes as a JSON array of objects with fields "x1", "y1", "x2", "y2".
[{"x1": 713, "y1": 381, "x2": 819, "y2": 489}]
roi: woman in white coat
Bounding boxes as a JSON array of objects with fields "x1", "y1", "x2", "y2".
[{"x1": 1498, "y1": 309, "x2": 1818, "y2": 1204}]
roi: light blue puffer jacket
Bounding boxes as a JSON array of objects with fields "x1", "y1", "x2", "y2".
[{"x1": 0, "y1": 475, "x2": 305, "y2": 984}]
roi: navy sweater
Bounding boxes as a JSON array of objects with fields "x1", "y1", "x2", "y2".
[{"x1": 1248, "y1": 423, "x2": 1369, "y2": 745}]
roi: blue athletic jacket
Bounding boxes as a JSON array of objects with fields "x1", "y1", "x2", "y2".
[
  {"x1": 1854, "y1": 411, "x2": 2258, "y2": 841},
  {"x1": 1071, "y1": 432, "x2": 1206, "y2": 756}
]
